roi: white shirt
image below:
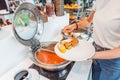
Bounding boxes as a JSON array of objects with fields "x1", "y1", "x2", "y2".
[{"x1": 93, "y1": 0, "x2": 120, "y2": 49}]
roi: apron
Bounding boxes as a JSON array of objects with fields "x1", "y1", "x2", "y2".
[{"x1": 92, "y1": 42, "x2": 120, "y2": 80}]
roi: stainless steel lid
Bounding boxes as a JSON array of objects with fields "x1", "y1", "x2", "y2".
[{"x1": 13, "y1": 2, "x2": 44, "y2": 51}]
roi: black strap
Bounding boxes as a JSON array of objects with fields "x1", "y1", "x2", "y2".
[{"x1": 93, "y1": 42, "x2": 110, "y2": 51}]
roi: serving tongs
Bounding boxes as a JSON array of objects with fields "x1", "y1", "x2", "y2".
[
  {"x1": 61, "y1": 30, "x2": 82, "y2": 41},
  {"x1": 39, "y1": 41, "x2": 58, "y2": 53}
]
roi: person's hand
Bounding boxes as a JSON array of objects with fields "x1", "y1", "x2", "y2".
[
  {"x1": 62, "y1": 18, "x2": 89, "y2": 34},
  {"x1": 62, "y1": 23, "x2": 76, "y2": 34}
]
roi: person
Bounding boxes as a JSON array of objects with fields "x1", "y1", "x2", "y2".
[{"x1": 62, "y1": 0, "x2": 120, "y2": 80}]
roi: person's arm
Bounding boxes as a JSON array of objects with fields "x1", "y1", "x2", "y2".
[
  {"x1": 77, "y1": 10, "x2": 95, "y2": 28},
  {"x1": 86, "y1": 10, "x2": 95, "y2": 23},
  {"x1": 62, "y1": 10, "x2": 95, "y2": 33},
  {"x1": 93, "y1": 46, "x2": 120, "y2": 59}
]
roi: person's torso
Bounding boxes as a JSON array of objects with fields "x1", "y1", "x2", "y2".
[{"x1": 93, "y1": 0, "x2": 120, "y2": 49}]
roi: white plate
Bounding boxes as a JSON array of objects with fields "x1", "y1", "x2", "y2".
[{"x1": 54, "y1": 40, "x2": 95, "y2": 61}]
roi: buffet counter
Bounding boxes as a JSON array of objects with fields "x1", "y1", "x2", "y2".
[{"x1": 0, "y1": 14, "x2": 92, "y2": 80}]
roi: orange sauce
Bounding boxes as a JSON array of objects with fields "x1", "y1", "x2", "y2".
[{"x1": 36, "y1": 50, "x2": 66, "y2": 64}]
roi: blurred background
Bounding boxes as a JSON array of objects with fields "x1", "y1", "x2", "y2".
[{"x1": 0, "y1": 0, "x2": 95, "y2": 27}]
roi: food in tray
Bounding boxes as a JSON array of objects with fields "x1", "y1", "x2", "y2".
[
  {"x1": 64, "y1": 4, "x2": 71, "y2": 9},
  {"x1": 36, "y1": 50, "x2": 66, "y2": 64},
  {"x1": 58, "y1": 37, "x2": 79, "y2": 53},
  {"x1": 64, "y1": 4, "x2": 81, "y2": 9},
  {"x1": 69, "y1": 15, "x2": 76, "y2": 20},
  {"x1": 70, "y1": 4, "x2": 79, "y2": 8}
]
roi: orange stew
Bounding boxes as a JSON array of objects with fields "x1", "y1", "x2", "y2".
[{"x1": 36, "y1": 50, "x2": 66, "y2": 64}]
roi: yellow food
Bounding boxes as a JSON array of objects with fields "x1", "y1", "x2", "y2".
[
  {"x1": 64, "y1": 4, "x2": 81, "y2": 9},
  {"x1": 70, "y1": 15, "x2": 76, "y2": 20},
  {"x1": 58, "y1": 37, "x2": 79, "y2": 53},
  {"x1": 58, "y1": 43, "x2": 67, "y2": 53},
  {"x1": 64, "y1": 4, "x2": 70, "y2": 8},
  {"x1": 71, "y1": 37, "x2": 79, "y2": 47},
  {"x1": 64, "y1": 42, "x2": 72, "y2": 50}
]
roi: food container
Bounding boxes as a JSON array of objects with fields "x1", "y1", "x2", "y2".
[{"x1": 12, "y1": 2, "x2": 71, "y2": 71}]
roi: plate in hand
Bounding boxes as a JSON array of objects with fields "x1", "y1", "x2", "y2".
[{"x1": 54, "y1": 40, "x2": 95, "y2": 61}]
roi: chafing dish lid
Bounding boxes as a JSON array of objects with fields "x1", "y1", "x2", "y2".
[{"x1": 13, "y1": 2, "x2": 44, "y2": 49}]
